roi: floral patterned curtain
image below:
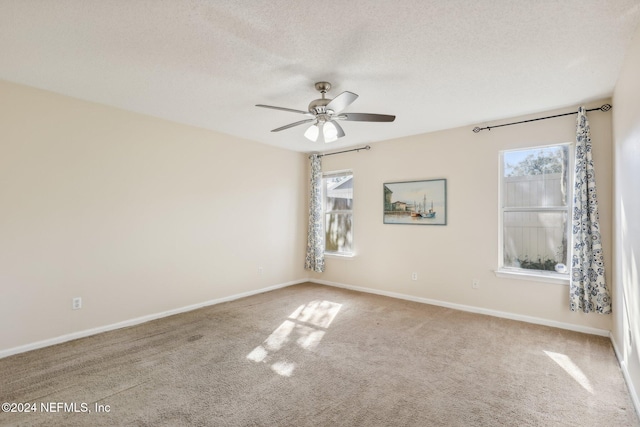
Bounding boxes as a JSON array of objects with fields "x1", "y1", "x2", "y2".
[
  {"x1": 305, "y1": 154, "x2": 325, "y2": 272},
  {"x1": 570, "y1": 107, "x2": 611, "y2": 313}
]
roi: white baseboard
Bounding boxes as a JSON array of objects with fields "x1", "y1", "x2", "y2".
[
  {"x1": 311, "y1": 278, "x2": 610, "y2": 337},
  {"x1": 0, "y1": 277, "x2": 611, "y2": 357},
  {"x1": 0, "y1": 279, "x2": 307, "y2": 359},
  {"x1": 610, "y1": 333, "x2": 640, "y2": 420}
]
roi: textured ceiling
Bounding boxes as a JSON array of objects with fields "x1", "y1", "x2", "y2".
[{"x1": 1, "y1": 1, "x2": 639, "y2": 152}]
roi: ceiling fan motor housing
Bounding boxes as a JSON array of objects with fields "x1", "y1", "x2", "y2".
[
  {"x1": 308, "y1": 98, "x2": 332, "y2": 118},
  {"x1": 309, "y1": 81, "x2": 333, "y2": 117}
]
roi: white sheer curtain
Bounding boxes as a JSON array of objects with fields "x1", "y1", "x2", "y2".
[
  {"x1": 305, "y1": 154, "x2": 325, "y2": 272},
  {"x1": 569, "y1": 107, "x2": 611, "y2": 313}
]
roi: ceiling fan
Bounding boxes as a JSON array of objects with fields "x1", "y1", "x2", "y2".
[{"x1": 256, "y1": 81, "x2": 395, "y2": 143}]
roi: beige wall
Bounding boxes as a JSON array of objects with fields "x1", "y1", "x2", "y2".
[
  {"x1": 0, "y1": 80, "x2": 308, "y2": 353},
  {"x1": 612, "y1": 22, "x2": 640, "y2": 412},
  {"x1": 311, "y1": 100, "x2": 614, "y2": 333}
]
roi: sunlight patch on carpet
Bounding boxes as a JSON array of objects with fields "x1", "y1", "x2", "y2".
[
  {"x1": 289, "y1": 300, "x2": 342, "y2": 328},
  {"x1": 247, "y1": 300, "x2": 342, "y2": 376},
  {"x1": 271, "y1": 360, "x2": 296, "y2": 377},
  {"x1": 265, "y1": 320, "x2": 296, "y2": 351},
  {"x1": 246, "y1": 345, "x2": 268, "y2": 363},
  {"x1": 544, "y1": 350, "x2": 594, "y2": 393}
]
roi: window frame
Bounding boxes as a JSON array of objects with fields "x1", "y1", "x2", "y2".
[
  {"x1": 496, "y1": 143, "x2": 573, "y2": 284},
  {"x1": 322, "y1": 169, "x2": 354, "y2": 257}
]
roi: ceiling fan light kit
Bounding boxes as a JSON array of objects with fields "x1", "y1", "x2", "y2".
[
  {"x1": 256, "y1": 81, "x2": 395, "y2": 143},
  {"x1": 304, "y1": 123, "x2": 319, "y2": 141}
]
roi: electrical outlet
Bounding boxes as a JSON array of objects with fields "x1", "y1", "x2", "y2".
[
  {"x1": 472, "y1": 279, "x2": 480, "y2": 289},
  {"x1": 411, "y1": 272, "x2": 418, "y2": 281},
  {"x1": 258, "y1": 267, "x2": 264, "y2": 275},
  {"x1": 72, "y1": 297, "x2": 82, "y2": 310}
]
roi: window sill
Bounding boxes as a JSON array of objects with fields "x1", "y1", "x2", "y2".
[
  {"x1": 494, "y1": 269, "x2": 569, "y2": 285},
  {"x1": 324, "y1": 252, "x2": 356, "y2": 260}
]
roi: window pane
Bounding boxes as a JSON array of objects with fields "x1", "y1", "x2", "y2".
[
  {"x1": 503, "y1": 211, "x2": 568, "y2": 272},
  {"x1": 325, "y1": 175, "x2": 353, "y2": 211},
  {"x1": 325, "y1": 213, "x2": 352, "y2": 253},
  {"x1": 503, "y1": 146, "x2": 569, "y2": 208}
]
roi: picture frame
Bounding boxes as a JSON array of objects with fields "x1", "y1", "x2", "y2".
[{"x1": 383, "y1": 179, "x2": 447, "y2": 225}]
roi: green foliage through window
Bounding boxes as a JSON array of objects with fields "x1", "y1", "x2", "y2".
[{"x1": 505, "y1": 146, "x2": 568, "y2": 177}]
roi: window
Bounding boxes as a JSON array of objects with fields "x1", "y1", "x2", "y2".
[
  {"x1": 323, "y1": 171, "x2": 353, "y2": 255},
  {"x1": 499, "y1": 144, "x2": 571, "y2": 279}
]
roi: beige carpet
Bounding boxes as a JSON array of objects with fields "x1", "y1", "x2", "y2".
[{"x1": 0, "y1": 282, "x2": 638, "y2": 426}]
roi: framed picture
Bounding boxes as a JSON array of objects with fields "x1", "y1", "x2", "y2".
[{"x1": 383, "y1": 179, "x2": 447, "y2": 225}]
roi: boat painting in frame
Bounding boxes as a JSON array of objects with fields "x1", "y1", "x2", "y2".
[{"x1": 383, "y1": 179, "x2": 447, "y2": 225}]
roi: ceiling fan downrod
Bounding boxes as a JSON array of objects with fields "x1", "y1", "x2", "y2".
[{"x1": 308, "y1": 82, "x2": 332, "y2": 116}]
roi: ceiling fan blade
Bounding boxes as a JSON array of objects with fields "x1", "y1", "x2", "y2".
[
  {"x1": 271, "y1": 118, "x2": 315, "y2": 132},
  {"x1": 256, "y1": 104, "x2": 313, "y2": 116},
  {"x1": 326, "y1": 91, "x2": 358, "y2": 114},
  {"x1": 337, "y1": 113, "x2": 396, "y2": 122}
]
